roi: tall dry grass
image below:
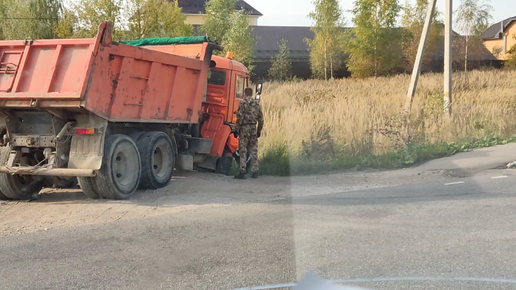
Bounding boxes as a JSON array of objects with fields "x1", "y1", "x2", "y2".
[{"x1": 259, "y1": 70, "x2": 516, "y2": 160}]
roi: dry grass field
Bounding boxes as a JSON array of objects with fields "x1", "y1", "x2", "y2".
[{"x1": 257, "y1": 70, "x2": 516, "y2": 175}]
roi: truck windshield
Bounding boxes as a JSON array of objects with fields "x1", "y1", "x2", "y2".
[{"x1": 208, "y1": 70, "x2": 226, "y2": 86}]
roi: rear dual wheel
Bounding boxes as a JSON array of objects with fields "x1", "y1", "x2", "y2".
[
  {"x1": 0, "y1": 189, "x2": 9, "y2": 201},
  {"x1": 0, "y1": 150, "x2": 9, "y2": 201},
  {"x1": 78, "y1": 177, "x2": 101, "y2": 199},
  {"x1": 0, "y1": 135, "x2": 142, "y2": 201},
  {"x1": 0, "y1": 147, "x2": 79, "y2": 200},
  {"x1": 136, "y1": 132, "x2": 175, "y2": 190},
  {"x1": 78, "y1": 132, "x2": 175, "y2": 200},
  {"x1": 0, "y1": 146, "x2": 43, "y2": 200},
  {"x1": 79, "y1": 135, "x2": 141, "y2": 200}
]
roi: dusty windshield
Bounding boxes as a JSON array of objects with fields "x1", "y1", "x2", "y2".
[
  {"x1": 0, "y1": 0, "x2": 515, "y2": 289},
  {"x1": 209, "y1": 70, "x2": 226, "y2": 85}
]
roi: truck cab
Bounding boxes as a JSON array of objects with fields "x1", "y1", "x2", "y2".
[{"x1": 198, "y1": 55, "x2": 250, "y2": 172}]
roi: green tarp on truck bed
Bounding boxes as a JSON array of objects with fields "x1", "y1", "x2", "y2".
[{"x1": 120, "y1": 36, "x2": 211, "y2": 47}]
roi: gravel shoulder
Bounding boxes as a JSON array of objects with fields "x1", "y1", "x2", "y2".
[
  {"x1": 3, "y1": 141, "x2": 515, "y2": 237},
  {"x1": 0, "y1": 166, "x2": 451, "y2": 237}
]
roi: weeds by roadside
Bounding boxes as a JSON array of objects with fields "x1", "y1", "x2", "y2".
[
  {"x1": 257, "y1": 70, "x2": 516, "y2": 176},
  {"x1": 259, "y1": 135, "x2": 516, "y2": 176}
]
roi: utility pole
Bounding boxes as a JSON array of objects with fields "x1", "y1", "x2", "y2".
[
  {"x1": 404, "y1": 0, "x2": 438, "y2": 112},
  {"x1": 444, "y1": 0, "x2": 453, "y2": 117},
  {"x1": 405, "y1": 0, "x2": 453, "y2": 118}
]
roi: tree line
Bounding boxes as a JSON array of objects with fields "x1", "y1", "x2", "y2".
[
  {"x1": 0, "y1": 0, "x2": 495, "y2": 80},
  {"x1": 271, "y1": 0, "x2": 494, "y2": 80},
  {"x1": 0, "y1": 0, "x2": 193, "y2": 40}
]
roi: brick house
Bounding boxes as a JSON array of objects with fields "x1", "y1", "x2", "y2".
[
  {"x1": 482, "y1": 16, "x2": 516, "y2": 60},
  {"x1": 176, "y1": 0, "x2": 262, "y2": 26}
]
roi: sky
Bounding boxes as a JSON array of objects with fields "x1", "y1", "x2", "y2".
[{"x1": 246, "y1": 0, "x2": 515, "y2": 28}]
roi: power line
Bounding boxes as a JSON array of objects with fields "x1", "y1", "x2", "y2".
[{"x1": 0, "y1": 17, "x2": 58, "y2": 20}]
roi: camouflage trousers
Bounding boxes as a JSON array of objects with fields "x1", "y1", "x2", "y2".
[{"x1": 239, "y1": 126, "x2": 259, "y2": 173}]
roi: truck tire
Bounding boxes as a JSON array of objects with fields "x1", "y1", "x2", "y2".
[
  {"x1": 0, "y1": 191, "x2": 9, "y2": 201},
  {"x1": 78, "y1": 177, "x2": 101, "y2": 199},
  {"x1": 0, "y1": 146, "x2": 43, "y2": 200},
  {"x1": 216, "y1": 148, "x2": 234, "y2": 175},
  {"x1": 136, "y1": 132, "x2": 175, "y2": 189},
  {"x1": 94, "y1": 135, "x2": 141, "y2": 200}
]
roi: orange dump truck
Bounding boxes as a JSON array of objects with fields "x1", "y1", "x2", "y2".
[{"x1": 0, "y1": 22, "x2": 260, "y2": 200}]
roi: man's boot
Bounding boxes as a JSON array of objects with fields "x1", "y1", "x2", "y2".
[
  {"x1": 251, "y1": 172, "x2": 259, "y2": 179},
  {"x1": 234, "y1": 172, "x2": 247, "y2": 180}
]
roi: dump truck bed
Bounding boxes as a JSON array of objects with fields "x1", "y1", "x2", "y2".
[{"x1": 0, "y1": 22, "x2": 217, "y2": 124}]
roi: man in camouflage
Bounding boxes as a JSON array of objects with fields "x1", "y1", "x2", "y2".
[{"x1": 234, "y1": 87, "x2": 264, "y2": 179}]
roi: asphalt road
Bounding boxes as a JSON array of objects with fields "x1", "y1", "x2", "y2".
[{"x1": 1, "y1": 169, "x2": 516, "y2": 290}]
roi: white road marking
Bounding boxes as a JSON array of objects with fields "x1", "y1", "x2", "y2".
[
  {"x1": 232, "y1": 277, "x2": 516, "y2": 290},
  {"x1": 491, "y1": 175, "x2": 508, "y2": 179},
  {"x1": 444, "y1": 181, "x2": 465, "y2": 186}
]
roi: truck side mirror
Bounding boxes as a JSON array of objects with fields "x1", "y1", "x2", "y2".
[{"x1": 256, "y1": 83, "x2": 262, "y2": 95}]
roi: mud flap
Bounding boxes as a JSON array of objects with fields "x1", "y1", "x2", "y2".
[
  {"x1": 68, "y1": 115, "x2": 107, "y2": 170},
  {"x1": 68, "y1": 134, "x2": 105, "y2": 170},
  {"x1": 197, "y1": 155, "x2": 218, "y2": 171}
]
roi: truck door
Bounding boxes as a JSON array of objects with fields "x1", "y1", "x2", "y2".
[{"x1": 229, "y1": 73, "x2": 248, "y2": 123}]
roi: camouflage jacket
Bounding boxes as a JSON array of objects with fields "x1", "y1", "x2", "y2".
[{"x1": 235, "y1": 97, "x2": 264, "y2": 133}]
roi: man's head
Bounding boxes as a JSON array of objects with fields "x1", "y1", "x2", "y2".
[{"x1": 244, "y1": 87, "x2": 253, "y2": 98}]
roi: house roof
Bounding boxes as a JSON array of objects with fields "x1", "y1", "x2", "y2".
[
  {"x1": 482, "y1": 16, "x2": 516, "y2": 40},
  {"x1": 193, "y1": 25, "x2": 316, "y2": 60},
  {"x1": 253, "y1": 26, "x2": 314, "y2": 61},
  {"x1": 251, "y1": 26, "x2": 496, "y2": 62},
  {"x1": 176, "y1": 0, "x2": 263, "y2": 16}
]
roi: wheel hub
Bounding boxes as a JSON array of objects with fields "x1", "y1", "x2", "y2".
[
  {"x1": 113, "y1": 150, "x2": 133, "y2": 186},
  {"x1": 152, "y1": 143, "x2": 171, "y2": 179}
]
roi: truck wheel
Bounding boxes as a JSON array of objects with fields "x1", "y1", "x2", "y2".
[
  {"x1": 94, "y1": 135, "x2": 141, "y2": 200},
  {"x1": 0, "y1": 191, "x2": 9, "y2": 201},
  {"x1": 216, "y1": 148, "x2": 234, "y2": 175},
  {"x1": 136, "y1": 132, "x2": 175, "y2": 189},
  {"x1": 78, "y1": 177, "x2": 101, "y2": 199},
  {"x1": 0, "y1": 146, "x2": 43, "y2": 200}
]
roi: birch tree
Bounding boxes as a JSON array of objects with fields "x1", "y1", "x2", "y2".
[
  {"x1": 456, "y1": 0, "x2": 492, "y2": 71},
  {"x1": 307, "y1": 0, "x2": 346, "y2": 80},
  {"x1": 347, "y1": 0, "x2": 403, "y2": 78}
]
